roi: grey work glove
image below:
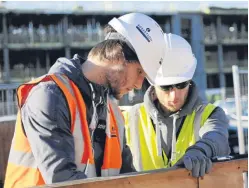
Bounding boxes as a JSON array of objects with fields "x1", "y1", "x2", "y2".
[{"x1": 174, "y1": 148, "x2": 212, "y2": 177}]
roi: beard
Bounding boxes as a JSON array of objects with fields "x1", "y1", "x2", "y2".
[
  {"x1": 105, "y1": 67, "x2": 128, "y2": 100},
  {"x1": 106, "y1": 73, "x2": 123, "y2": 100},
  {"x1": 108, "y1": 84, "x2": 122, "y2": 100}
]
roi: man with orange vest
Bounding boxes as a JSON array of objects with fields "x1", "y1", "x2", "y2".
[{"x1": 4, "y1": 13, "x2": 167, "y2": 187}]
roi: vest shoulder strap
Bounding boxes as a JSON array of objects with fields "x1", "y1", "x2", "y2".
[
  {"x1": 194, "y1": 103, "x2": 217, "y2": 142},
  {"x1": 200, "y1": 103, "x2": 217, "y2": 126},
  {"x1": 17, "y1": 75, "x2": 52, "y2": 108}
]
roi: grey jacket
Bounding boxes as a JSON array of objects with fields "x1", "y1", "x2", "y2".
[
  {"x1": 21, "y1": 54, "x2": 135, "y2": 184},
  {"x1": 142, "y1": 82, "x2": 230, "y2": 160}
]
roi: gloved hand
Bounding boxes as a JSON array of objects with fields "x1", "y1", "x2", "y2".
[{"x1": 174, "y1": 148, "x2": 212, "y2": 177}]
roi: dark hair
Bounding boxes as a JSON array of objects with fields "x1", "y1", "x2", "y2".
[
  {"x1": 104, "y1": 24, "x2": 117, "y2": 35},
  {"x1": 88, "y1": 24, "x2": 139, "y2": 64}
]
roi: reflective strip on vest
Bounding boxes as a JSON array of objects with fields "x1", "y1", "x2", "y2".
[
  {"x1": 51, "y1": 74, "x2": 96, "y2": 177},
  {"x1": 125, "y1": 103, "x2": 216, "y2": 171},
  {"x1": 123, "y1": 105, "x2": 143, "y2": 171},
  {"x1": 101, "y1": 97, "x2": 124, "y2": 177},
  {"x1": 7, "y1": 148, "x2": 37, "y2": 168},
  {"x1": 108, "y1": 98, "x2": 124, "y2": 150},
  {"x1": 193, "y1": 104, "x2": 212, "y2": 142},
  {"x1": 101, "y1": 168, "x2": 121, "y2": 177},
  {"x1": 51, "y1": 74, "x2": 85, "y2": 170}
]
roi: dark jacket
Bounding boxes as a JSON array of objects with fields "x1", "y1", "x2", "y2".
[{"x1": 21, "y1": 54, "x2": 135, "y2": 184}]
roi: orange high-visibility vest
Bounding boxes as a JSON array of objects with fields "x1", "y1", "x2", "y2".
[{"x1": 4, "y1": 74, "x2": 124, "y2": 188}]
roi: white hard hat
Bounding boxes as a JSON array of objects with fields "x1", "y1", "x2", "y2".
[
  {"x1": 108, "y1": 13, "x2": 166, "y2": 85},
  {"x1": 154, "y1": 33, "x2": 197, "y2": 86}
]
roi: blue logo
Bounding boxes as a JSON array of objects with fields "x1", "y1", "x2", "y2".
[{"x1": 136, "y1": 25, "x2": 152, "y2": 42}]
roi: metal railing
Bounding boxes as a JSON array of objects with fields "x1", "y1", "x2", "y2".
[
  {"x1": 0, "y1": 83, "x2": 19, "y2": 122},
  {"x1": 232, "y1": 65, "x2": 248, "y2": 188},
  {"x1": 232, "y1": 65, "x2": 248, "y2": 154}
]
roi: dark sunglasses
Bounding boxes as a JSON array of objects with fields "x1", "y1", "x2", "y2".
[{"x1": 160, "y1": 81, "x2": 191, "y2": 91}]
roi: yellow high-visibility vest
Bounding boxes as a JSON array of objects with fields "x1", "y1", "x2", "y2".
[{"x1": 123, "y1": 103, "x2": 216, "y2": 171}]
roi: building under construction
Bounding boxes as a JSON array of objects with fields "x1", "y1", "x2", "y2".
[{"x1": 0, "y1": 6, "x2": 247, "y2": 104}]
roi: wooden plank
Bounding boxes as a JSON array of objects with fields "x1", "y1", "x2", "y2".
[
  {"x1": 37, "y1": 158, "x2": 247, "y2": 188},
  {"x1": 39, "y1": 166, "x2": 197, "y2": 188},
  {"x1": 0, "y1": 121, "x2": 15, "y2": 183},
  {"x1": 199, "y1": 158, "x2": 247, "y2": 188}
]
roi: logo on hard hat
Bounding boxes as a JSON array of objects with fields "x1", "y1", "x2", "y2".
[{"x1": 136, "y1": 24, "x2": 152, "y2": 42}]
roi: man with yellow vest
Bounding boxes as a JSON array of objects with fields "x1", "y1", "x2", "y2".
[
  {"x1": 123, "y1": 33, "x2": 230, "y2": 177},
  {"x1": 4, "y1": 13, "x2": 167, "y2": 188}
]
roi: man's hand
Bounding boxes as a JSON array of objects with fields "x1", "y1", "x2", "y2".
[{"x1": 174, "y1": 148, "x2": 212, "y2": 177}]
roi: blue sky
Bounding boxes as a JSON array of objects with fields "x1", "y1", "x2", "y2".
[{"x1": 2, "y1": 1, "x2": 248, "y2": 13}]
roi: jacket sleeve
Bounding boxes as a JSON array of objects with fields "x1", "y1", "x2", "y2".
[
  {"x1": 21, "y1": 81, "x2": 87, "y2": 184},
  {"x1": 196, "y1": 106, "x2": 231, "y2": 158}
]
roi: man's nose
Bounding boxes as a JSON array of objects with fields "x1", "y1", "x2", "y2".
[{"x1": 169, "y1": 87, "x2": 178, "y2": 100}]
